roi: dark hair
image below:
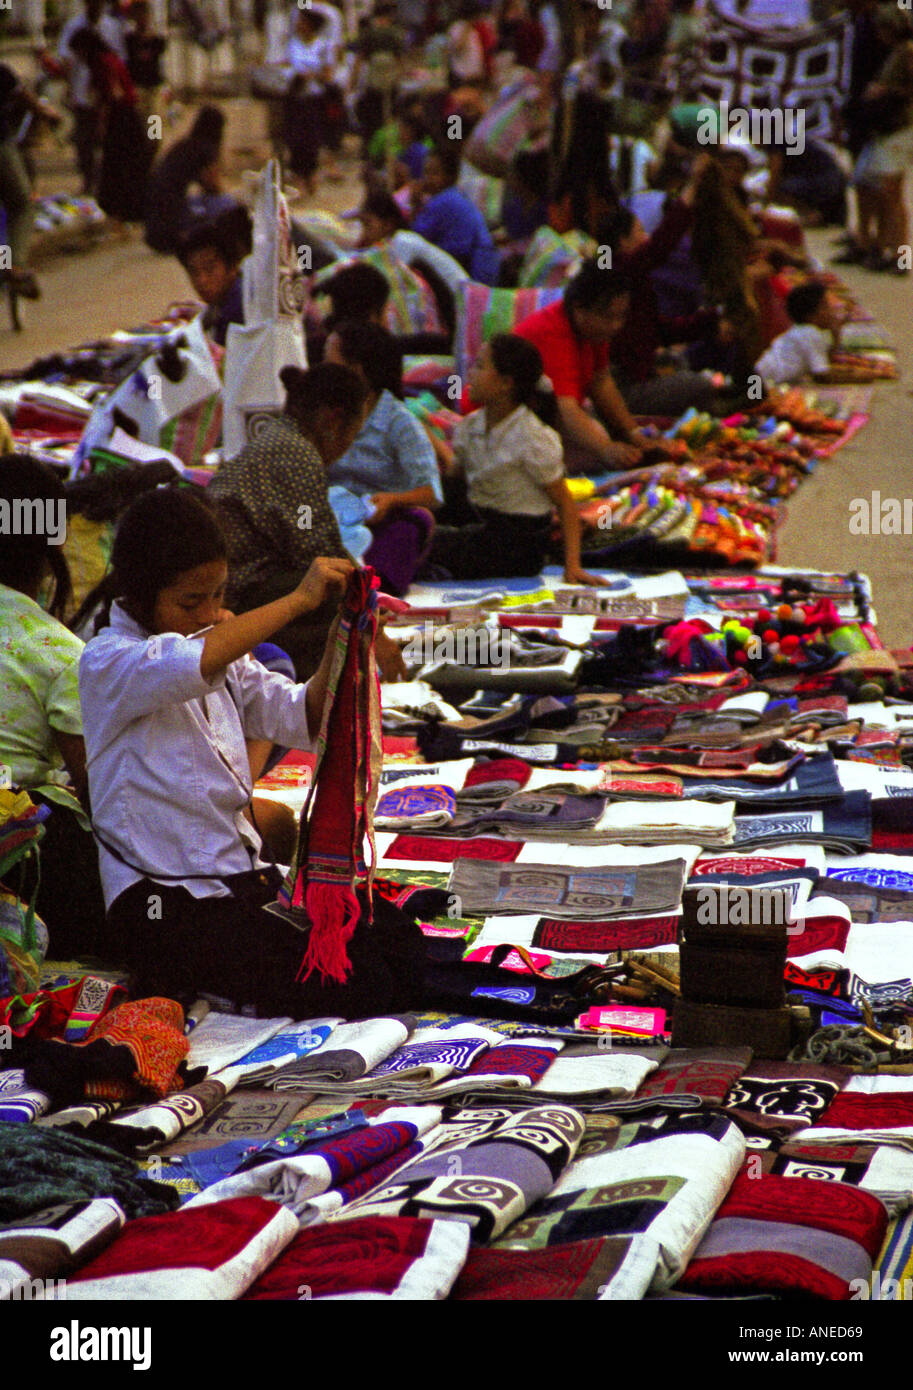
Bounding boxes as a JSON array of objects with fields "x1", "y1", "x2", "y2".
[
  {"x1": 322, "y1": 261, "x2": 390, "y2": 327},
  {"x1": 280, "y1": 363, "x2": 369, "y2": 423},
  {"x1": 360, "y1": 190, "x2": 407, "y2": 232},
  {"x1": 512, "y1": 148, "x2": 551, "y2": 197},
  {"x1": 595, "y1": 204, "x2": 635, "y2": 256},
  {"x1": 785, "y1": 279, "x2": 827, "y2": 325},
  {"x1": 0, "y1": 454, "x2": 72, "y2": 620},
  {"x1": 564, "y1": 259, "x2": 632, "y2": 314},
  {"x1": 110, "y1": 486, "x2": 227, "y2": 631},
  {"x1": 188, "y1": 104, "x2": 225, "y2": 148},
  {"x1": 330, "y1": 319, "x2": 404, "y2": 398},
  {"x1": 177, "y1": 204, "x2": 251, "y2": 269},
  {"x1": 427, "y1": 142, "x2": 461, "y2": 185},
  {"x1": 487, "y1": 334, "x2": 558, "y2": 427}
]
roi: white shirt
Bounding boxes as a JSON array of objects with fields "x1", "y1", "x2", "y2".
[
  {"x1": 79, "y1": 602, "x2": 315, "y2": 908},
  {"x1": 755, "y1": 324, "x2": 831, "y2": 384},
  {"x1": 287, "y1": 33, "x2": 332, "y2": 93},
  {"x1": 454, "y1": 404, "x2": 565, "y2": 516},
  {"x1": 58, "y1": 15, "x2": 94, "y2": 107}
]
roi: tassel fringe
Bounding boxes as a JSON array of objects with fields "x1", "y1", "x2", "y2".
[{"x1": 297, "y1": 882, "x2": 362, "y2": 984}]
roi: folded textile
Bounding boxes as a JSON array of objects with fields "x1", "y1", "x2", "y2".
[
  {"x1": 451, "y1": 1233, "x2": 661, "y2": 1301},
  {"x1": 625, "y1": 1048, "x2": 753, "y2": 1114},
  {"x1": 873, "y1": 1209, "x2": 913, "y2": 1298},
  {"x1": 186, "y1": 1107, "x2": 441, "y2": 1221},
  {"x1": 723, "y1": 1061, "x2": 850, "y2": 1139},
  {"x1": 804, "y1": 1076, "x2": 913, "y2": 1147},
  {"x1": 53, "y1": 1196, "x2": 299, "y2": 1300},
  {"x1": 0, "y1": 1197, "x2": 124, "y2": 1298},
  {"x1": 732, "y1": 792, "x2": 872, "y2": 854},
  {"x1": 523, "y1": 1050, "x2": 659, "y2": 1105},
  {"x1": 339, "y1": 1104, "x2": 586, "y2": 1243},
  {"x1": 72, "y1": 1074, "x2": 238, "y2": 1157},
  {"x1": 0, "y1": 1120, "x2": 178, "y2": 1222},
  {"x1": 244, "y1": 1216, "x2": 470, "y2": 1300},
  {"x1": 182, "y1": 1110, "x2": 367, "y2": 1191},
  {"x1": 186, "y1": 1012, "x2": 293, "y2": 1075},
  {"x1": 218, "y1": 1018, "x2": 342, "y2": 1086},
  {"x1": 762, "y1": 1138, "x2": 913, "y2": 1213},
  {"x1": 491, "y1": 1110, "x2": 745, "y2": 1293},
  {"x1": 675, "y1": 1171, "x2": 888, "y2": 1301},
  {"x1": 269, "y1": 1017, "x2": 415, "y2": 1090},
  {"x1": 159, "y1": 1090, "x2": 309, "y2": 1156},
  {"x1": 0, "y1": 1069, "x2": 51, "y2": 1123},
  {"x1": 376, "y1": 785, "x2": 457, "y2": 830},
  {"x1": 448, "y1": 858, "x2": 691, "y2": 920},
  {"x1": 680, "y1": 754, "x2": 844, "y2": 808}
]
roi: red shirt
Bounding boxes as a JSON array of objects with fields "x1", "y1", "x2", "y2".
[{"x1": 514, "y1": 298, "x2": 610, "y2": 403}]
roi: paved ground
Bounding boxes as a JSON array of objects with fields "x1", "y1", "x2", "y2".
[{"x1": 3, "y1": 101, "x2": 911, "y2": 643}]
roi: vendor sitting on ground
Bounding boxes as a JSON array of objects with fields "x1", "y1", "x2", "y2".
[
  {"x1": 177, "y1": 208, "x2": 251, "y2": 346},
  {"x1": 514, "y1": 259, "x2": 646, "y2": 472},
  {"x1": 424, "y1": 334, "x2": 601, "y2": 584},
  {"x1": 323, "y1": 318, "x2": 441, "y2": 596}
]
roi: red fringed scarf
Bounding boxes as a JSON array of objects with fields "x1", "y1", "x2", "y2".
[{"x1": 276, "y1": 568, "x2": 382, "y2": 983}]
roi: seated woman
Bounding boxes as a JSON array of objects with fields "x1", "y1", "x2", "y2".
[
  {"x1": 79, "y1": 487, "x2": 424, "y2": 1015},
  {"x1": 423, "y1": 334, "x2": 600, "y2": 584},
  {"x1": 208, "y1": 362, "x2": 406, "y2": 682},
  {"x1": 0, "y1": 456, "x2": 104, "y2": 957},
  {"x1": 323, "y1": 319, "x2": 441, "y2": 596}
]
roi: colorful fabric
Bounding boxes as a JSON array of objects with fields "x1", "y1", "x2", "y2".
[
  {"x1": 62, "y1": 975, "x2": 127, "y2": 1043},
  {"x1": 244, "y1": 1216, "x2": 470, "y2": 1300},
  {"x1": 63, "y1": 1195, "x2": 299, "y2": 1300},
  {"x1": 0, "y1": 1069, "x2": 51, "y2": 1123},
  {"x1": 873, "y1": 1210, "x2": 913, "y2": 1299},
  {"x1": 454, "y1": 282, "x2": 561, "y2": 381},
  {"x1": 269, "y1": 1016, "x2": 414, "y2": 1090},
  {"x1": 532, "y1": 916, "x2": 680, "y2": 954},
  {"x1": 451, "y1": 1234, "x2": 657, "y2": 1300},
  {"x1": 449, "y1": 858, "x2": 690, "y2": 920},
  {"x1": 724, "y1": 1061, "x2": 850, "y2": 1139},
  {"x1": 277, "y1": 568, "x2": 382, "y2": 983},
  {"x1": 85, "y1": 997, "x2": 189, "y2": 1100},
  {"x1": 340, "y1": 1104, "x2": 585, "y2": 1243},
  {"x1": 676, "y1": 1171, "x2": 888, "y2": 1301},
  {"x1": 493, "y1": 1110, "x2": 745, "y2": 1293},
  {"x1": 518, "y1": 227, "x2": 594, "y2": 290}
]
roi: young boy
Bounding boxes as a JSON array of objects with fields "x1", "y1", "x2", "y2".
[
  {"x1": 178, "y1": 215, "x2": 246, "y2": 347},
  {"x1": 755, "y1": 279, "x2": 860, "y2": 385}
]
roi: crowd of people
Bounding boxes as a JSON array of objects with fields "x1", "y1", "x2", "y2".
[{"x1": 0, "y1": 0, "x2": 910, "y2": 1033}]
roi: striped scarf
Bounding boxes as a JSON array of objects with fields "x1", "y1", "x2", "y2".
[{"x1": 277, "y1": 568, "x2": 382, "y2": 983}]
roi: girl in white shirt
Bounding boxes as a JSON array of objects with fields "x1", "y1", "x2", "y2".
[
  {"x1": 425, "y1": 333, "x2": 600, "y2": 584},
  {"x1": 79, "y1": 486, "x2": 424, "y2": 1016}
]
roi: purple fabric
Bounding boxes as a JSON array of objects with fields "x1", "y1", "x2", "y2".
[{"x1": 365, "y1": 506, "x2": 435, "y2": 597}]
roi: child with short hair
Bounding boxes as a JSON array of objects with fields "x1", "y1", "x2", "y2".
[
  {"x1": 755, "y1": 279, "x2": 861, "y2": 384},
  {"x1": 178, "y1": 212, "x2": 249, "y2": 346},
  {"x1": 425, "y1": 333, "x2": 601, "y2": 584}
]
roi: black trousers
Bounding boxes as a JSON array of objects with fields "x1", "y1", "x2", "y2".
[
  {"x1": 19, "y1": 795, "x2": 106, "y2": 960},
  {"x1": 426, "y1": 504, "x2": 552, "y2": 580},
  {"x1": 103, "y1": 871, "x2": 427, "y2": 1019}
]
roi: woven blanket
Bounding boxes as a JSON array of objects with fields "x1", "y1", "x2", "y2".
[
  {"x1": 761, "y1": 1138, "x2": 913, "y2": 1214},
  {"x1": 451, "y1": 1233, "x2": 660, "y2": 1300},
  {"x1": 58, "y1": 1196, "x2": 299, "y2": 1300},
  {"x1": 623, "y1": 1047, "x2": 752, "y2": 1115},
  {"x1": 186, "y1": 1012, "x2": 293, "y2": 1075},
  {"x1": 74, "y1": 1074, "x2": 238, "y2": 1157},
  {"x1": 244, "y1": 1216, "x2": 470, "y2": 1300},
  {"x1": 873, "y1": 1210, "x2": 913, "y2": 1299},
  {"x1": 218, "y1": 1018, "x2": 342, "y2": 1085},
  {"x1": 159, "y1": 1090, "x2": 307, "y2": 1157},
  {"x1": 339, "y1": 1104, "x2": 585, "y2": 1244},
  {"x1": 804, "y1": 1076, "x2": 913, "y2": 1147},
  {"x1": 675, "y1": 1171, "x2": 888, "y2": 1301},
  {"x1": 490, "y1": 1110, "x2": 744, "y2": 1293},
  {"x1": 269, "y1": 1016, "x2": 415, "y2": 1091},
  {"x1": 471, "y1": 912, "x2": 681, "y2": 962}
]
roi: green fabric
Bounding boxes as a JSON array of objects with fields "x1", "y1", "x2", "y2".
[{"x1": 0, "y1": 1121, "x2": 179, "y2": 1222}]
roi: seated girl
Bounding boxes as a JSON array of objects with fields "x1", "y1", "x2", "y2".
[
  {"x1": 323, "y1": 319, "x2": 441, "y2": 596},
  {"x1": 79, "y1": 486, "x2": 424, "y2": 1016},
  {"x1": 0, "y1": 455, "x2": 105, "y2": 957},
  {"x1": 423, "y1": 334, "x2": 600, "y2": 584}
]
